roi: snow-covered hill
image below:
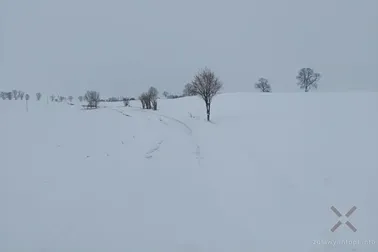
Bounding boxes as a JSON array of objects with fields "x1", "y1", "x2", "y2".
[{"x1": 1, "y1": 92, "x2": 377, "y2": 252}]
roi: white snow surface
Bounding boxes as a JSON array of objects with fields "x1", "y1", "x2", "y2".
[{"x1": 1, "y1": 92, "x2": 377, "y2": 252}]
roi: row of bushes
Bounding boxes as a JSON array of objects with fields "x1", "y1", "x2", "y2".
[{"x1": 1, "y1": 91, "x2": 40, "y2": 101}]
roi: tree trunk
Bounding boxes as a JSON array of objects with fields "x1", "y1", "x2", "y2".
[{"x1": 206, "y1": 102, "x2": 210, "y2": 121}]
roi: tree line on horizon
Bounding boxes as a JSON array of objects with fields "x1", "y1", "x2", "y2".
[{"x1": 1, "y1": 67, "x2": 321, "y2": 121}]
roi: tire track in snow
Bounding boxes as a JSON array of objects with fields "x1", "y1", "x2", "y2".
[
  {"x1": 156, "y1": 114, "x2": 193, "y2": 136},
  {"x1": 107, "y1": 107, "x2": 166, "y2": 160},
  {"x1": 137, "y1": 109, "x2": 202, "y2": 166},
  {"x1": 109, "y1": 108, "x2": 132, "y2": 117},
  {"x1": 108, "y1": 106, "x2": 202, "y2": 165},
  {"x1": 145, "y1": 140, "x2": 164, "y2": 159},
  {"x1": 132, "y1": 108, "x2": 192, "y2": 135}
]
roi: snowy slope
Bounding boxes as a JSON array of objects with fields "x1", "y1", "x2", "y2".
[{"x1": 1, "y1": 93, "x2": 377, "y2": 252}]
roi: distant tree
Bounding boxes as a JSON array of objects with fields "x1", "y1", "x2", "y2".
[
  {"x1": 183, "y1": 83, "x2": 196, "y2": 96},
  {"x1": 167, "y1": 94, "x2": 183, "y2": 99},
  {"x1": 255, "y1": 78, "x2": 272, "y2": 92},
  {"x1": 152, "y1": 99, "x2": 158, "y2": 110},
  {"x1": 148, "y1": 87, "x2": 158, "y2": 99},
  {"x1": 25, "y1": 94, "x2": 30, "y2": 111},
  {"x1": 138, "y1": 87, "x2": 159, "y2": 110},
  {"x1": 123, "y1": 97, "x2": 130, "y2": 107},
  {"x1": 18, "y1": 91, "x2": 25, "y2": 100},
  {"x1": 163, "y1": 91, "x2": 169, "y2": 98},
  {"x1": 191, "y1": 67, "x2": 223, "y2": 121},
  {"x1": 78, "y1": 96, "x2": 83, "y2": 102},
  {"x1": 139, "y1": 92, "x2": 153, "y2": 109},
  {"x1": 58, "y1": 96, "x2": 65, "y2": 102},
  {"x1": 139, "y1": 95, "x2": 144, "y2": 109},
  {"x1": 12, "y1": 90, "x2": 18, "y2": 100},
  {"x1": 139, "y1": 93, "x2": 146, "y2": 109},
  {"x1": 145, "y1": 93, "x2": 151, "y2": 109},
  {"x1": 296, "y1": 68, "x2": 321, "y2": 92},
  {"x1": 84, "y1": 91, "x2": 100, "y2": 108},
  {"x1": 50, "y1": 95, "x2": 55, "y2": 102},
  {"x1": 36, "y1": 93, "x2": 42, "y2": 101},
  {"x1": 0, "y1": 92, "x2": 6, "y2": 100},
  {"x1": 147, "y1": 87, "x2": 158, "y2": 110},
  {"x1": 6, "y1": 92, "x2": 12, "y2": 100},
  {"x1": 68, "y1": 96, "x2": 73, "y2": 102}
]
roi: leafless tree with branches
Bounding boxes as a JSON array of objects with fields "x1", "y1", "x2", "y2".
[
  {"x1": 255, "y1": 78, "x2": 272, "y2": 92},
  {"x1": 12, "y1": 90, "x2": 18, "y2": 100},
  {"x1": 191, "y1": 67, "x2": 223, "y2": 121},
  {"x1": 84, "y1": 91, "x2": 100, "y2": 108},
  {"x1": 147, "y1": 87, "x2": 158, "y2": 110},
  {"x1": 123, "y1": 97, "x2": 130, "y2": 107},
  {"x1": 296, "y1": 68, "x2": 321, "y2": 92},
  {"x1": 18, "y1": 91, "x2": 25, "y2": 100},
  {"x1": 139, "y1": 87, "x2": 159, "y2": 110}
]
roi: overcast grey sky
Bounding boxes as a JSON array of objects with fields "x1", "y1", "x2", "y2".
[{"x1": 1, "y1": 0, "x2": 377, "y2": 97}]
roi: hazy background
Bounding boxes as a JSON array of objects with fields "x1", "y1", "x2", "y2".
[{"x1": 1, "y1": 0, "x2": 377, "y2": 97}]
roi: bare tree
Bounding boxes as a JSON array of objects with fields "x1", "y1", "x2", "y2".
[
  {"x1": 162, "y1": 91, "x2": 169, "y2": 98},
  {"x1": 152, "y1": 99, "x2": 158, "y2": 110},
  {"x1": 18, "y1": 91, "x2": 25, "y2": 100},
  {"x1": 296, "y1": 68, "x2": 321, "y2": 92},
  {"x1": 50, "y1": 95, "x2": 55, "y2": 102},
  {"x1": 78, "y1": 96, "x2": 83, "y2": 102},
  {"x1": 12, "y1": 90, "x2": 18, "y2": 100},
  {"x1": 68, "y1": 96, "x2": 73, "y2": 103},
  {"x1": 84, "y1": 91, "x2": 100, "y2": 108},
  {"x1": 36, "y1": 93, "x2": 42, "y2": 101},
  {"x1": 123, "y1": 97, "x2": 130, "y2": 107},
  {"x1": 255, "y1": 78, "x2": 272, "y2": 92},
  {"x1": 191, "y1": 67, "x2": 223, "y2": 121},
  {"x1": 138, "y1": 94, "x2": 144, "y2": 108},
  {"x1": 139, "y1": 94, "x2": 145, "y2": 109},
  {"x1": 183, "y1": 83, "x2": 196, "y2": 96},
  {"x1": 147, "y1": 86, "x2": 158, "y2": 110},
  {"x1": 6, "y1": 92, "x2": 12, "y2": 100},
  {"x1": 139, "y1": 90, "x2": 156, "y2": 110},
  {"x1": 25, "y1": 94, "x2": 30, "y2": 111},
  {"x1": 144, "y1": 93, "x2": 151, "y2": 109},
  {"x1": 148, "y1": 87, "x2": 158, "y2": 99}
]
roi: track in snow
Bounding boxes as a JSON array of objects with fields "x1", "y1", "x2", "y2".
[
  {"x1": 145, "y1": 140, "x2": 164, "y2": 159},
  {"x1": 129, "y1": 107, "x2": 203, "y2": 166}
]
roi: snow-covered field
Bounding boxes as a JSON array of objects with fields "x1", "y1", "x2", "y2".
[{"x1": 1, "y1": 92, "x2": 377, "y2": 252}]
